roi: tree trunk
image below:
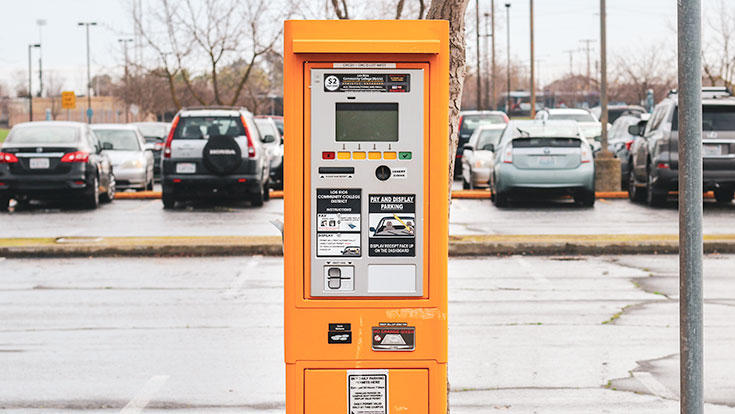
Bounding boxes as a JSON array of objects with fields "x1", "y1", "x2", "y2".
[{"x1": 427, "y1": 0, "x2": 470, "y2": 208}]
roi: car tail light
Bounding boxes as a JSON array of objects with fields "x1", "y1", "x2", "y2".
[
  {"x1": 163, "y1": 115, "x2": 180, "y2": 159},
  {"x1": 0, "y1": 152, "x2": 18, "y2": 163},
  {"x1": 625, "y1": 140, "x2": 634, "y2": 151},
  {"x1": 502, "y1": 145, "x2": 513, "y2": 164},
  {"x1": 657, "y1": 162, "x2": 669, "y2": 169},
  {"x1": 502, "y1": 113, "x2": 510, "y2": 123},
  {"x1": 240, "y1": 115, "x2": 256, "y2": 158},
  {"x1": 580, "y1": 147, "x2": 591, "y2": 163},
  {"x1": 61, "y1": 151, "x2": 90, "y2": 163}
]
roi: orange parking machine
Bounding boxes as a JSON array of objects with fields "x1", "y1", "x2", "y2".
[{"x1": 283, "y1": 20, "x2": 449, "y2": 413}]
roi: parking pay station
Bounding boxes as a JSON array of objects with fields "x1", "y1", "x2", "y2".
[{"x1": 284, "y1": 20, "x2": 449, "y2": 413}]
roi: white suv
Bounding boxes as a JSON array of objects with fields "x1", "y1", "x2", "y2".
[{"x1": 161, "y1": 107, "x2": 274, "y2": 208}]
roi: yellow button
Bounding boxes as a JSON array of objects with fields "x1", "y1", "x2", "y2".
[
  {"x1": 337, "y1": 151, "x2": 351, "y2": 160},
  {"x1": 383, "y1": 151, "x2": 397, "y2": 160},
  {"x1": 352, "y1": 151, "x2": 366, "y2": 160},
  {"x1": 368, "y1": 151, "x2": 381, "y2": 160}
]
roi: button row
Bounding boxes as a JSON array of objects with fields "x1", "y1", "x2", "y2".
[{"x1": 322, "y1": 151, "x2": 412, "y2": 160}]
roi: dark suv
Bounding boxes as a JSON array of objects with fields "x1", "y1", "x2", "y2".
[
  {"x1": 0, "y1": 121, "x2": 115, "y2": 210},
  {"x1": 161, "y1": 107, "x2": 274, "y2": 208},
  {"x1": 628, "y1": 87, "x2": 735, "y2": 206}
]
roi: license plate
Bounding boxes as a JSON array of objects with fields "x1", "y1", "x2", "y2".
[
  {"x1": 176, "y1": 162, "x2": 196, "y2": 173},
  {"x1": 537, "y1": 156, "x2": 554, "y2": 166},
  {"x1": 703, "y1": 144, "x2": 724, "y2": 156},
  {"x1": 29, "y1": 158, "x2": 50, "y2": 169}
]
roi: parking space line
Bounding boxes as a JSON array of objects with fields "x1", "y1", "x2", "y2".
[
  {"x1": 224, "y1": 256, "x2": 262, "y2": 297},
  {"x1": 633, "y1": 371, "x2": 678, "y2": 400},
  {"x1": 120, "y1": 375, "x2": 169, "y2": 413},
  {"x1": 128, "y1": 199, "x2": 159, "y2": 212},
  {"x1": 514, "y1": 256, "x2": 552, "y2": 286}
]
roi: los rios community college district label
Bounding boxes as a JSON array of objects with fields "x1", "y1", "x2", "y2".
[{"x1": 316, "y1": 189, "x2": 362, "y2": 258}]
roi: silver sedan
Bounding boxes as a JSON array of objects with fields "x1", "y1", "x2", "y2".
[
  {"x1": 91, "y1": 124, "x2": 154, "y2": 191},
  {"x1": 461, "y1": 124, "x2": 506, "y2": 189}
]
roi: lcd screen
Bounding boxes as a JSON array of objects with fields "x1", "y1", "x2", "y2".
[{"x1": 335, "y1": 103, "x2": 399, "y2": 142}]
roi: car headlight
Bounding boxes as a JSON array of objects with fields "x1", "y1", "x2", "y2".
[{"x1": 121, "y1": 159, "x2": 143, "y2": 169}]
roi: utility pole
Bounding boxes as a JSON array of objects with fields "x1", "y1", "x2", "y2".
[
  {"x1": 580, "y1": 39, "x2": 595, "y2": 93},
  {"x1": 484, "y1": 12, "x2": 492, "y2": 110},
  {"x1": 78, "y1": 22, "x2": 97, "y2": 123},
  {"x1": 491, "y1": 0, "x2": 497, "y2": 110},
  {"x1": 677, "y1": 0, "x2": 704, "y2": 413},
  {"x1": 529, "y1": 0, "x2": 535, "y2": 117},
  {"x1": 36, "y1": 19, "x2": 46, "y2": 97},
  {"x1": 599, "y1": 8, "x2": 608, "y2": 152},
  {"x1": 27, "y1": 44, "x2": 41, "y2": 121},
  {"x1": 118, "y1": 38, "x2": 134, "y2": 123},
  {"x1": 505, "y1": 2, "x2": 511, "y2": 115},
  {"x1": 475, "y1": 0, "x2": 482, "y2": 109},
  {"x1": 564, "y1": 50, "x2": 575, "y2": 77}
]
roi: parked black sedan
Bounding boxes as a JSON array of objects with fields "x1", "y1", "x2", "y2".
[{"x1": 0, "y1": 121, "x2": 115, "y2": 210}]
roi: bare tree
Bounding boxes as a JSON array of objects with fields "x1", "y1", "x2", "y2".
[
  {"x1": 703, "y1": 0, "x2": 735, "y2": 88},
  {"x1": 427, "y1": 0, "x2": 471, "y2": 194},
  {"x1": 612, "y1": 46, "x2": 675, "y2": 105},
  {"x1": 134, "y1": 0, "x2": 289, "y2": 109},
  {"x1": 331, "y1": 0, "x2": 350, "y2": 19},
  {"x1": 45, "y1": 72, "x2": 65, "y2": 120}
]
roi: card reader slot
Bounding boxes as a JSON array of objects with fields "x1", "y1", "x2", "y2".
[{"x1": 318, "y1": 167, "x2": 355, "y2": 174}]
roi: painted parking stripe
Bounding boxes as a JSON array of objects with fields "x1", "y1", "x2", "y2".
[
  {"x1": 120, "y1": 375, "x2": 169, "y2": 414},
  {"x1": 224, "y1": 256, "x2": 262, "y2": 297},
  {"x1": 633, "y1": 371, "x2": 678, "y2": 400},
  {"x1": 514, "y1": 256, "x2": 552, "y2": 286}
]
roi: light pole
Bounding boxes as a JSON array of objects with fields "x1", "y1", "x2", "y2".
[
  {"x1": 505, "y1": 2, "x2": 511, "y2": 116},
  {"x1": 118, "y1": 38, "x2": 134, "y2": 122},
  {"x1": 28, "y1": 44, "x2": 41, "y2": 121},
  {"x1": 484, "y1": 12, "x2": 492, "y2": 110},
  {"x1": 475, "y1": 0, "x2": 482, "y2": 109},
  {"x1": 78, "y1": 22, "x2": 97, "y2": 123},
  {"x1": 529, "y1": 0, "x2": 535, "y2": 118},
  {"x1": 491, "y1": 0, "x2": 497, "y2": 110},
  {"x1": 37, "y1": 19, "x2": 46, "y2": 97}
]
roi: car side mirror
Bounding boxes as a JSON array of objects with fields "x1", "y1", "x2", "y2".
[
  {"x1": 484, "y1": 143, "x2": 495, "y2": 152},
  {"x1": 463, "y1": 144, "x2": 474, "y2": 152},
  {"x1": 369, "y1": 227, "x2": 376, "y2": 233},
  {"x1": 628, "y1": 125, "x2": 640, "y2": 136},
  {"x1": 102, "y1": 142, "x2": 113, "y2": 150},
  {"x1": 262, "y1": 134, "x2": 276, "y2": 143}
]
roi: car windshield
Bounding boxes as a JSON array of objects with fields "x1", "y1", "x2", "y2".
[
  {"x1": 512, "y1": 124, "x2": 579, "y2": 138},
  {"x1": 548, "y1": 113, "x2": 596, "y2": 122},
  {"x1": 273, "y1": 119, "x2": 284, "y2": 136},
  {"x1": 174, "y1": 117, "x2": 245, "y2": 139},
  {"x1": 476, "y1": 129, "x2": 504, "y2": 150},
  {"x1": 93, "y1": 129, "x2": 141, "y2": 151},
  {"x1": 135, "y1": 124, "x2": 169, "y2": 140},
  {"x1": 6, "y1": 125, "x2": 79, "y2": 145},
  {"x1": 461, "y1": 114, "x2": 506, "y2": 133},
  {"x1": 578, "y1": 125, "x2": 602, "y2": 139},
  {"x1": 672, "y1": 105, "x2": 735, "y2": 131}
]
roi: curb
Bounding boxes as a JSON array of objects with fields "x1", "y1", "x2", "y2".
[{"x1": 3, "y1": 235, "x2": 735, "y2": 258}]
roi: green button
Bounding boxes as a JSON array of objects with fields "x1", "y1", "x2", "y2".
[{"x1": 398, "y1": 151, "x2": 412, "y2": 160}]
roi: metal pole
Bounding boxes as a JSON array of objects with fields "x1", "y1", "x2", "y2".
[
  {"x1": 529, "y1": 0, "x2": 535, "y2": 118},
  {"x1": 476, "y1": 0, "x2": 482, "y2": 109},
  {"x1": 599, "y1": 0, "x2": 609, "y2": 154},
  {"x1": 491, "y1": 0, "x2": 496, "y2": 110},
  {"x1": 28, "y1": 45, "x2": 33, "y2": 122},
  {"x1": 484, "y1": 12, "x2": 491, "y2": 110},
  {"x1": 119, "y1": 38, "x2": 133, "y2": 123},
  {"x1": 677, "y1": 0, "x2": 704, "y2": 413},
  {"x1": 86, "y1": 24, "x2": 92, "y2": 123},
  {"x1": 37, "y1": 19, "x2": 46, "y2": 97},
  {"x1": 505, "y1": 2, "x2": 511, "y2": 115}
]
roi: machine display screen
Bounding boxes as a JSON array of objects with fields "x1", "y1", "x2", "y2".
[{"x1": 335, "y1": 103, "x2": 399, "y2": 142}]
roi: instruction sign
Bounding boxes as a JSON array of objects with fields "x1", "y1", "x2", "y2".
[
  {"x1": 347, "y1": 370, "x2": 389, "y2": 414},
  {"x1": 316, "y1": 189, "x2": 361, "y2": 257},
  {"x1": 61, "y1": 91, "x2": 76, "y2": 109},
  {"x1": 368, "y1": 194, "x2": 416, "y2": 257},
  {"x1": 324, "y1": 73, "x2": 410, "y2": 93},
  {"x1": 372, "y1": 323, "x2": 416, "y2": 351}
]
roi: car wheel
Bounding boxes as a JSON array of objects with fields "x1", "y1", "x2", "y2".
[
  {"x1": 714, "y1": 188, "x2": 734, "y2": 204},
  {"x1": 493, "y1": 191, "x2": 509, "y2": 208},
  {"x1": 0, "y1": 195, "x2": 9, "y2": 212},
  {"x1": 263, "y1": 179, "x2": 271, "y2": 202},
  {"x1": 84, "y1": 176, "x2": 100, "y2": 209},
  {"x1": 646, "y1": 168, "x2": 667, "y2": 207},
  {"x1": 251, "y1": 186, "x2": 264, "y2": 207},
  {"x1": 574, "y1": 189, "x2": 595, "y2": 207},
  {"x1": 462, "y1": 173, "x2": 471, "y2": 190},
  {"x1": 162, "y1": 193, "x2": 176, "y2": 209},
  {"x1": 100, "y1": 174, "x2": 116, "y2": 203},
  {"x1": 628, "y1": 169, "x2": 646, "y2": 203},
  {"x1": 145, "y1": 174, "x2": 154, "y2": 191}
]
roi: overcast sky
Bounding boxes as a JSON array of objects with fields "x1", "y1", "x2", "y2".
[{"x1": 0, "y1": 0, "x2": 722, "y2": 96}]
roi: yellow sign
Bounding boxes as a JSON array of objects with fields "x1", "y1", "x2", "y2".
[{"x1": 61, "y1": 91, "x2": 76, "y2": 109}]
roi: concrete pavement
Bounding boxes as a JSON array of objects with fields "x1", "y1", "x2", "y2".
[{"x1": 2, "y1": 255, "x2": 734, "y2": 412}]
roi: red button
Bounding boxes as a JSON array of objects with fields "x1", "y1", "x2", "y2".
[{"x1": 322, "y1": 151, "x2": 335, "y2": 160}]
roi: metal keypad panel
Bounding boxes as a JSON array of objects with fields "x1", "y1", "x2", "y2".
[{"x1": 310, "y1": 68, "x2": 425, "y2": 297}]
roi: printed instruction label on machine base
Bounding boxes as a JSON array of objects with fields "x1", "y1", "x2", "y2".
[{"x1": 347, "y1": 370, "x2": 389, "y2": 414}]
